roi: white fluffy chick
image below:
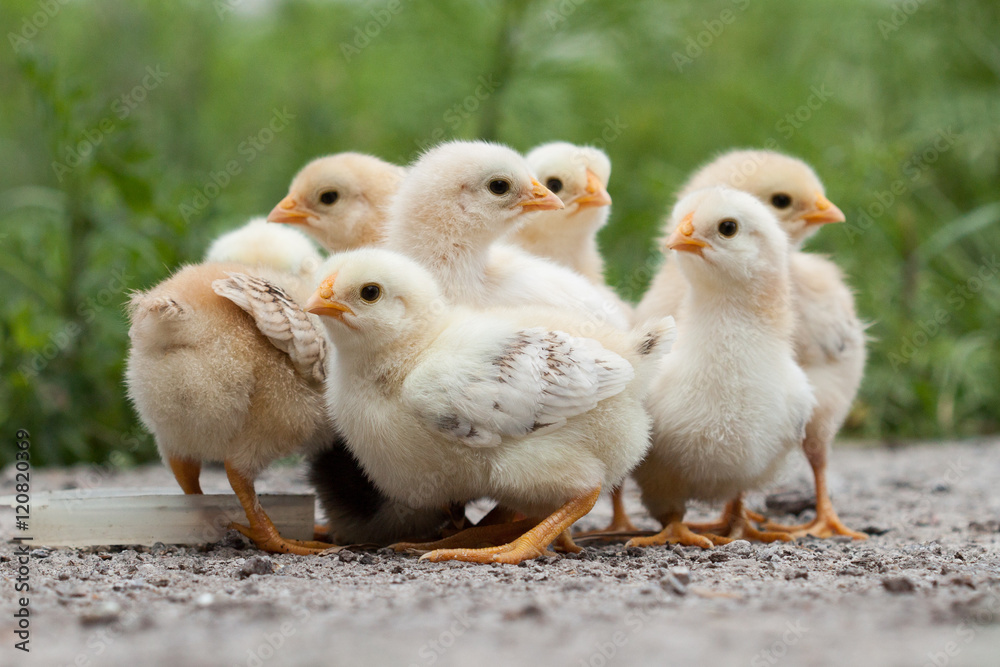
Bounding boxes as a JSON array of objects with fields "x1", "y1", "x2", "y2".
[
  {"x1": 307, "y1": 248, "x2": 675, "y2": 564},
  {"x1": 629, "y1": 187, "x2": 815, "y2": 549},
  {"x1": 636, "y1": 149, "x2": 865, "y2": 539},
  {"x1": 268, "y1": 152, "x2": 406, "y2": 251},
  {"x1": 384, "y1": 140, "x2": 629, "y2": 330},
  {"x1": 126, "y1": 260, "x2": 333, "y2": 555},
  {"x1": 514, "y1": 142, "x2": 613, "y2": 284},
  {"x1": 515, "y1": 141, "x2": 636, "y2": 531},
  {"x1": 205, "y1": 217, "x2": 322, "y2": 281}
]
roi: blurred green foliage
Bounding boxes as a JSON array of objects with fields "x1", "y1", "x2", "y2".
[{"x1": 1, "y1": 0, "x2": 998, "y2": 467}]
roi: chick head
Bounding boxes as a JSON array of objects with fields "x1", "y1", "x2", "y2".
[
  {"x1": 665, "y1": 186, "x2": 790, "y2": 288},
  {"x1": 526, "y1": 141, "x2": 612, "y2": 214},
  {"x1": 305, "y1": 248, "x2": 444, "y2": 351},
  {"x1": 681, "y1": 150, "x2": 845, "y2": 247},
  {"x1": 393, "y1": 140, "x2": 564, "y2": 242},
  {"x1": 268, "y1": 153, "x2": 406, "y2": 251},
  {"x1": 204, "y1": 218, "x2": 322, "y2": 278}
]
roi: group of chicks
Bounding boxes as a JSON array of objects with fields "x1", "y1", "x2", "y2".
[{"x1": 125, "y1": 139, "x2": 867, "y2": 565}]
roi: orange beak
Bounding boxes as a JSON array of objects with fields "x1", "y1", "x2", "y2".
[
  {"x1": 268, "y1": 195, "x2": 314, "y2": 225},
  {"x1": 664, "y1": 212, "x2": 710, "y2": 255},
  {"x1": 305, "y1": 274, "x2": 356, "y2": 320},
  {"x1": 518, "y1": 178, "x2": 565, "y2": 212},
  {"x1": 573, "y1": 169, "x2": 612, "y2": 209},
  {"x1": 801, "y1": 193, "x2": 846, "y2": 225}
]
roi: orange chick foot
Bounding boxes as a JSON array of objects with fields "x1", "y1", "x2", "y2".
[
  {"x1": 230, "y1": 522, "x2": 332, "y2": 555},
  {"x1": 626, "y1": 521, "x2": 730, "y2": 550}
]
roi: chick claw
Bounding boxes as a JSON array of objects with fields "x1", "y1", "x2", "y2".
[{"x1": 229, "y1": 522, "x2": 331, "y2": 556}]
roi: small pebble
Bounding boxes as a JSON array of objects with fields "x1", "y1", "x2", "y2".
[
  {"x1": 883, "y1": 576, "x2": 916, "y2": 594},
  {"x1": 238, "y1": 556, "x2": 274, "y2": 579}
]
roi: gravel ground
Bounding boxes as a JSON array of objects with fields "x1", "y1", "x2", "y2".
[{"x1": 2, "y1": 440, "x2": 1000, "y2": 667}]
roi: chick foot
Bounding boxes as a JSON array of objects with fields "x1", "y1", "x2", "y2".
[
  {"x1": 392, "y1": 518, "x2": 539, "y2": 553},
  {"x1": 626, "y1": 516, "x2": 731, "y2": 550},
  {"x1": 685, "y1": 497, "x2": 766, "y2": 534},
  {"x1": 421, "y1": 486, "x2": 601, "y2": 564},
  {"x1": 763, "y1": 499, "x2": 867, "y2": 540},
  {"x1": 708, "y1": 496, "x2": 792, "y2": 544},
  {"x1": 225, "y1": 461, "x2": 330, "y2": 556}
]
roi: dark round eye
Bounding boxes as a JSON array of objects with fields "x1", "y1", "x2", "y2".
[
  {"x1": 545, "y1": 177, "x2": 563, "y2": 194},
  {"x1": 488, "y1": 179, "x2": 510, "y2": 195},
  {"x1": 770, "y1": 193, "x2": 792, "y2": 209},
  {"x1": 359, "y1": 284, "x2": 381, "y2": 303},
  {"x1": 319, "y1": 190, "x2": 339, "y2": 205},
  {"x1": 718, "y1": 219, "x2": 738, "y2": 238}
]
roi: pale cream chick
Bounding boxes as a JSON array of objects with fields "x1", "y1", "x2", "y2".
[
  {"x1": 635, "y1": 149, "x2": 846, "y2": 325},
  {"x1": 268, "y1": 152, "x2": 406, "y2": 251},
  {"x1": 265, "y1": 152, "x2": 454, "y2": 543},
  {"x1": 629, "y1": 187, "x2": 815, "y2": 550},
  {"x1": 384, "y1": 140, "x2": 629, "y2": 330},
  {"x1": 635, "y1": 149, "x2": 865, "y2": 540},
  {"x1": 307, "y1": 248, "x2": 675, "y2": 564}
]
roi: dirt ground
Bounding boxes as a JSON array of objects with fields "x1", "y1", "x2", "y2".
[{"x1": 2, "y1": 440, "x2": 1000, "y2": 667}]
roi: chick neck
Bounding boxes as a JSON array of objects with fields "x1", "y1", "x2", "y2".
[
  {"x1": 385, "y1": 210, "x2": 507, "y2": 304},
  {"x1": 678, "y1": 258, "x2": 795, "y2": 341},
  {"x1": 511, "y1": 206, "x2": 608, "y2": 284}
]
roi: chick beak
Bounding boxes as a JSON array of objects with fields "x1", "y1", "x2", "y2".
[
  {"x1": 664, "y1": 212, "x2": 710, "y2": 255},
  {"x1": 573, "y1": 169, "x2": 612, "y2": 210},
  {"x1": 801, "y1": 193, "x2": 846, "y2": 225},
  {"x1": 518, "y1": 178, "x2": 565, "y2": 212},
  {"x1": 268, "y1": 195, "x2": 313, "y2": 225},
  {"x1": 305, "y1": 274, "x2": 355, "y2": 320}
]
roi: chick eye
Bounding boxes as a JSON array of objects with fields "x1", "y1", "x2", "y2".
[
  {"x1": 545, "y1": 178, "x2": 563, "y2": 194},
  {"x1": 770, "y1": 193, "x2": 792, "y2": 209},
  {"x1": 359, "y1": 284, "x2": 381, "y2": 303},
  {"x1": 718, "y1": 219, "x2": 738, "y2": 238},
  {"x1": 488, "y1": 179, "x2": 511, "y2": 195},
  {"x1": 319, "y1": 190, "x2": 339, "y2": 205}
]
